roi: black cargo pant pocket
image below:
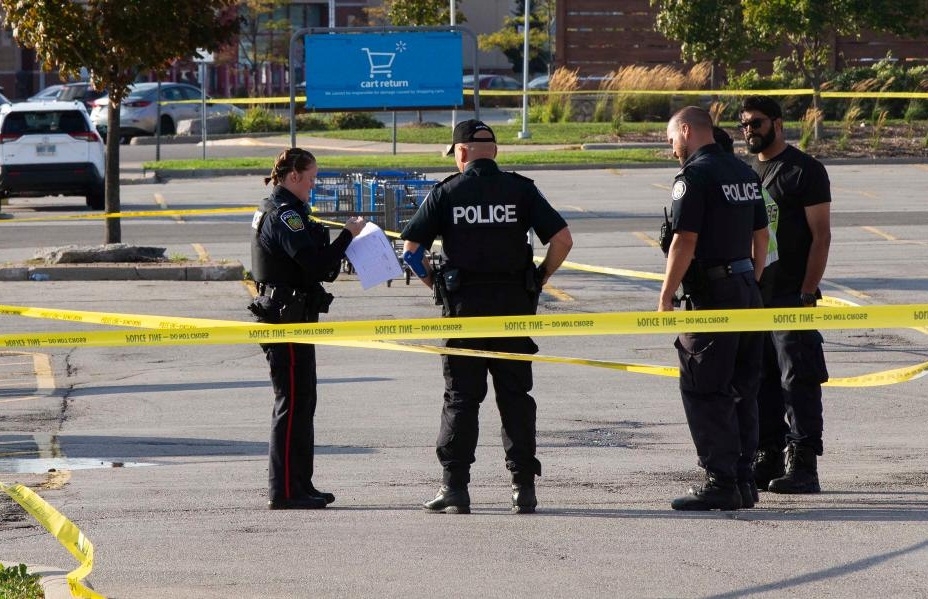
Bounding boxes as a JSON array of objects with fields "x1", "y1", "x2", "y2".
[
  {"x1": 774, "y1": 329, "x2": 829, "y2": 385},
  {"x1": 675, "y1": 332, "x2": 736, "y2": 395}
]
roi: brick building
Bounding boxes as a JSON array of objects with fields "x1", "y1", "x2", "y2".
[{"x1": 555, "y1": 0, "x2": 928, "y2": 80}]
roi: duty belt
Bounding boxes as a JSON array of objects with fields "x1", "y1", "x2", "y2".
[{"x1": 704, "y1": 258, "x2": 754, "y2": 281}]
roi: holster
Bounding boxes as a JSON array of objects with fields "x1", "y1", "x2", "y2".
[
  {"x1": 433, "y1": 267, "x2": 458, "y2": 316},
  {"x1": 526, "y1": 265, "x2": 544, "y2": 313}
]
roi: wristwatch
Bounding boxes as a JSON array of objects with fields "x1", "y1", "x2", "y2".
[{"x1": 800, "y1": 292, "x2": 817, "y2": 307}]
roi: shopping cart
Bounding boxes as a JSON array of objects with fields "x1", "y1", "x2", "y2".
[
  {"x1": 361, "y1": 48, "x2": 396, "y2": 78},
  {"x1": 383, "y1": 178, "x2": 436, "y2": 285}
]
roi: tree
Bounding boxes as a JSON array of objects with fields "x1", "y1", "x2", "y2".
[
  {"x1": 1, "y1": 1, "x2": 240, "y2": 244},
  {"x1": 653, "y1": 0, "x2": 928, "y2": 136},
  {"x1": 239, "y1": 0, "x2": 291, "y2": 97},
  {"x1": 365, "y1": 0, "x2": 462, "y2": 26},
  {"x1": 651, "y1": 0, "x2": 749, "y2": 85},
  {"x1": 478, "y1": 0, "x2": 554, "y2": 75}
]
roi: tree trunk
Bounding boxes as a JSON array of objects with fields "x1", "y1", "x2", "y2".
[
  {"x1": 104, "y1": 99, "x2": 121, "y2": 244},
  {"x1": 812, "y1": 86, "x2": 823, "y2": 141}
]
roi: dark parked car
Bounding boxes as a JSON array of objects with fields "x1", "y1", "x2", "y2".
[{"x1": 56, "y1": 82, "x2": 106, "y2": 111}]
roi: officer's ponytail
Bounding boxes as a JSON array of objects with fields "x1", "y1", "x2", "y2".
[{"x1": 265, "y1": 148, "x2": 317, "y2": 186}]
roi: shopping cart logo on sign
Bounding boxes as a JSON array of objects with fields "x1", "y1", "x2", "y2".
[{"x1": 361, "y1": 41, "x2": 406, "y2": 79}]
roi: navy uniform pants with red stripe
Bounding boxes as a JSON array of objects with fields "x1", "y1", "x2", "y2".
[{"x1": 263, "y1": 341, "x2": 318, "y2": 503}]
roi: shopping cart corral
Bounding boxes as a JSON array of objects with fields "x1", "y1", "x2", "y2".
[{"x1": 308, "y1": 171, "x2": 438, "y2": 285}]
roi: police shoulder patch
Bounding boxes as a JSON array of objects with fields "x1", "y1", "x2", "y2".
[
  {"x1": 671, "y1": 180, "x2": 687, "y2": 201},
  {"x1": 279, "y1": 209, "x2": 305, "y2": 232}
]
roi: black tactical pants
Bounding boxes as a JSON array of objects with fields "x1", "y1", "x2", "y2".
[
  {"x1": 263, "y1": 338, "x2": 319, "y2": 503},
  {"x1": 757, "y1": 293, "x2": 829, "y2": 455},
  {"x1": 437, "y1": 283, "x2": 541, "y2": 487},
  {"x1": 677, "y1": 272, "x2": 763, "y2": 481}
]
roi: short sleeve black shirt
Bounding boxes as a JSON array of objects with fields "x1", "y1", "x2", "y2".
[
  {"x1": 749, "y1": 145, "x2": 831, "y2": 292},
  {"x1": 671, "y1": 144, "x2": 768, "y2": 266},
  {"x1": 400, "y1": 159, "x2": 567, "y2": 273}
]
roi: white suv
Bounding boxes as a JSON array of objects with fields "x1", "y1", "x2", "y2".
[{"x1": 0, "y1": 100, "x2": 106, "y2": 210}]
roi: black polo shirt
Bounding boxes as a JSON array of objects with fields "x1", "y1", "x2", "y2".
[
  {"x1": 671, "y1": 144, "x2": 768, "y2": 266},
  {"x1": 401, "y1": 158, "x2": 567, "y2": 273}
]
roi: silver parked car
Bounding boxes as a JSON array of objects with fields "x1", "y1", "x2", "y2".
[{"x1": 89, "y1": 82, "x2": 244, "y2": 142}]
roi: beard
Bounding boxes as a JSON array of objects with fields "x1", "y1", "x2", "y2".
[{"x1": 746, "y1": 127, "x2": 776, "y2": 154}]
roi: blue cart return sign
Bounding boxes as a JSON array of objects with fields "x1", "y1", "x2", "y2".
[{"x1": 305, "y1": 31, "x2": 463, "y2": 110}]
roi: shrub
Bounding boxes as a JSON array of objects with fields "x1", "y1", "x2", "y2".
[
  {"x1": 329, "y1": 112, "x2": 384, "y2": 130},
  {"x1": 296, "y1": 113, "x2": 329, "y2": 131},
  {"x1": 0, "y1": 563, "x2": 43, "y2": 599},
  {"x1": 233, "y1": 106, "x2": 288, "y2": 133}
]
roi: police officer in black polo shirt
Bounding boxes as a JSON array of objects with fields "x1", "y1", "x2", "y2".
[
  {"x1": 659, "y1": 107, "x2": 768, "y2": 510},
  {"x1": 401, "y1": 119, "x2": 573, "y2": 514},
  {"x1": 250, "y1": 148, "x2": 364, "y2": 510}
]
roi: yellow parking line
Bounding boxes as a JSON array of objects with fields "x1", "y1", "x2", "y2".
[
  {"x1": 543, "y1": 285, "x2": 574, "y2": 301},
  {"x1": 861, "y1": 225, "x2": 897, "y2": 241},
  {"x1": 155, "y1": 192, "x2": 184, "y2": 223},
  {"x1": 192, "y1": 243, "x2": 210, "y2": 261},
  {"x1": 634, "y1": 231, "x2": 660, "y2": 248},
  {"x1": 33, "y1": 352, "x2": 54, "y2": 390}
]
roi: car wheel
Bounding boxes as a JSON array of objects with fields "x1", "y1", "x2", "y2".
[
  {"x1": 86, "y1": 185, "x2": 105, "y2": 210},
  {"x1": 160, "y1": 115, "x2": 176, "y2": 136}
]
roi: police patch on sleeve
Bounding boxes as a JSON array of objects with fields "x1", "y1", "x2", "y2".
[
  {"x1": 251, "y1": 210, "x2": 263, "y2": 230},
  {"x1": 279, "y1": 210, "x2": 305, "y2": 232},
  {"x1": 671, "y1": 180, "x2": 687, "y2": 201}
]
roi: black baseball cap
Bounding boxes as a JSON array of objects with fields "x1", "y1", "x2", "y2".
[{"x1": 445, "y1": 119, "x2": 496, "y2": 156}]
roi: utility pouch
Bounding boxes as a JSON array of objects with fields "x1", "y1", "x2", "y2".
[
  {"x1": 278, "y1": 292, "x2": 308, "y2": 323},
  {"x1": 658, "y1": 207, "x2": 673, "y2": 256},
  {"x1": 681, "y1": 262, "x2": 709, "y2": 297},
  {"x1": 306, "y1": 288, "x2": 334, "y2": 314}
]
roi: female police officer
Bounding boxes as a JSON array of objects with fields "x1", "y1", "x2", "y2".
[{"x1": 250, "y1": 148, "x2": 364, "y2": 509}]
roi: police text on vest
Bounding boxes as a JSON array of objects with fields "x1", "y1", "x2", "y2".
[{"x1": 452, "y1": 204, "x2": 517, "y2": 224}]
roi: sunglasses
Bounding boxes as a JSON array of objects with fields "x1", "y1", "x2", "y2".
[{"x1": 738, "y1": 117, "x2": 769, "y2": 131}]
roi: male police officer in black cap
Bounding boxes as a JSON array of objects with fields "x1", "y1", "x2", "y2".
[
  {"x1": 660, "y1": 107, "x2": 768, "y2": 510},
  {"x1": 401, "y1": 119, "x2": 573, "y2": 514}
]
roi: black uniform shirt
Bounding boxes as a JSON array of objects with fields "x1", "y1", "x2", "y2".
[
  {"x1": 749, "y1": 145, "x2": 831, "y2": 292},
  {"x1": 251, "y1": 185, "x2": 353, "y2": 289},
  {"x1": 400, "y1": 158, "x2": 567, "y2": 273},
  {"x1": 671, "y1": 144, "x2": 768, "y2": 266}
]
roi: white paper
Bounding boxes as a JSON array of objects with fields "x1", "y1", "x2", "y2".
[{"x1": 344, "y1": 222, "x2": 404, "y2": 290}]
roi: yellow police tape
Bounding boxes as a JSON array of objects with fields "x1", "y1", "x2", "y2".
[
  {"x1": 3, "y1": 302, "x2": 928, "y2": 386},
  {"x1": 225, "y1": 89, "x2": 928, "y2": 103},
  {"x1": 0, "y1": 482, "x2": 104, "y2": 599}
]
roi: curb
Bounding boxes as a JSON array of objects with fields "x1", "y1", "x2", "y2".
[{"x1": 0, "y1": 262, "x2": 245, "y2": 282}]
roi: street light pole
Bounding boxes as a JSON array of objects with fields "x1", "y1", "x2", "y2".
[
  {"x1": 451, "y1": 0, "x2": 457, "y2": 127},
  {"x1": 518, "y1": 0, "x2": 531, "y2": 139}
]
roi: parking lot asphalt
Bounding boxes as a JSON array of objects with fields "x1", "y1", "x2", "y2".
[{"x1": 2, "y1": 162, "x2": 928, "y2": 598}]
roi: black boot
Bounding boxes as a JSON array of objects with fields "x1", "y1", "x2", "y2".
[
  {"x1": 753, "y1": 445, "x2": 785, "y2": 490},
  {"x1": 308, "y1": 486, "x2": 335, "y2": 505},
  {"x1": 737, "y1": 480, "x2": 759, "y2": 509},
  {"x1": 511, "y1": 483, "x2": 537, "y2": 514},
  {"x1": 673, "y1": 473, "x2": 742, "y2": 511},
  {"x1": 423, "y1": 486, "x2": 470, "y2": 514},
  {"x1": 769, "y1": 444, "x2": 821, "y2": 494}
]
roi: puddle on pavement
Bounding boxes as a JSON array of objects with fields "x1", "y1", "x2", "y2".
[{"x1": 0, "y1": 458, "x2": 156, "y2": 473}]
